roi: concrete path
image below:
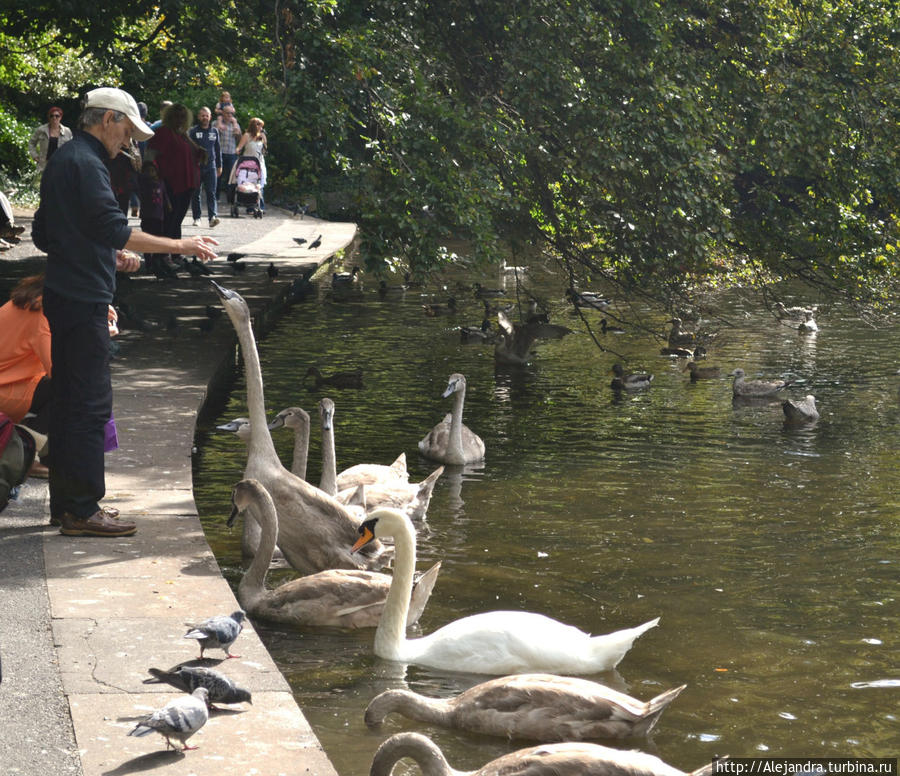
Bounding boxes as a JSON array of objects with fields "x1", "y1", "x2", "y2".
[{"x1": 0, "y1": 206, "x2": 355, "y2": 775}]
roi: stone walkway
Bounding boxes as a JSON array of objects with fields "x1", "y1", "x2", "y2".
[{"x1": 0, "y1": 206, "x2": 356, "y2": 775}]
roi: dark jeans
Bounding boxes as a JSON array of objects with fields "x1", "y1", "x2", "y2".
[
  {"x1": 42, "y1": 288, "x2": 112, "y2": 519},
  {"x1": 23, "y1": 375, "x2": 52, "y2": 436},
  {"x1": 218, "y1": 154, "x2": 237, "y2": 201},
  {"x1": 191, "y1": 166, "x2": 218, "y2": 221},
  {"x1": 164, "y1": 187, "x2": 194, "y2": 241}
]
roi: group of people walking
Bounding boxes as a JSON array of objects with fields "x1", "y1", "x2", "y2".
[{"x1": 27, "y1": 90, "x2": 269, "y2": 278}]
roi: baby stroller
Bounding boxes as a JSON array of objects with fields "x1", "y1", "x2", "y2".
[{"x1": 228, "y1": 156, "x2": 264, "y2": 218}]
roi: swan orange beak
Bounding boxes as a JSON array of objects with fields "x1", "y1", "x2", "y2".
[{"x1": 351, "y1": 526, "x2": 374, "y2": 553}]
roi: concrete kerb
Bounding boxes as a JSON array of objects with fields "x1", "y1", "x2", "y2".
[{"x1": 0, "y1": 207, "x2": 352, "y2": 775}]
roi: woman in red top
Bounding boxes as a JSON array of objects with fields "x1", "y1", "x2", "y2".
[
  {"x1": 146, "y1": 103, "x2": 200, "y2": 262},
  {"x1": 0, "y1": 275, "x2": 52, "y2": 434}
]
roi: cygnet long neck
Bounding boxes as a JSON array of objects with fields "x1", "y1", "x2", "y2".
[
  {"x1": 233, "y1": 310, "x2": 280, "y2": 468},
  {"x1": 366, "y1": 690, "x2": 451, "y2": 728},
  {"x1": 238, "y1": 494, "x2": 277, "y2": 610},
  {"x1": 447, "y1": 386, "x2": 466, "y2": 463},
  {"x1": 319, "y1": 415, "x2": 337, "y2": 496},
  {"x1": 370, "y1": 733, "x2": 457, "y2": 776}
]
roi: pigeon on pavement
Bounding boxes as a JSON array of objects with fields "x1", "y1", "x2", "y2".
[
  {"x1": 308, "y1": 234, "x2": 322, "y2": 250},
  {"x1": 144, "y1": 666, "x2": 252, "y2": 708},
  {"x1": 128, "y1": 687, "x2": 210, "y2": 751},
  {"x1": 183, "y1": 610, "x2": 245, "y2": 659}
]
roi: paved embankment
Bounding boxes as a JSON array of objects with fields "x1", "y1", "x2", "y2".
[{"x1": 0, "y1": 207, "x2": 355, "y2": 775}]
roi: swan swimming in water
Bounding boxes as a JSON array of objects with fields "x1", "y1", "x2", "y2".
[
  {"x1": 364, "y1": 674, "x2": 686, "y2": 741},
  {"x1": 227, "y1": 479, "x2": 440, "y2": 628},
  {"x1": 316, "y1": 397, "x2": 444, "y2": 520},
  {"x1": 368, "y1": 732, "x2": 719, "y2": 776},
  {"x1": 210, "y1": 280, "x2": 389, "y2": 575},
  {"x1": 352, "y1": 507, "x2": 660, "y2": 674},
  {"x1": 418, "y1": 373, "x2": 485, "y2": 465}
]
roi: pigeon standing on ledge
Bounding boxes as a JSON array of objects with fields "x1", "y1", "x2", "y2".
[
  {"x1": 128, "y1": 687, "x2": 209, "y2": 751},
  {"x1": 183, "y1": 610, "x2": 245, "y2": 659}
]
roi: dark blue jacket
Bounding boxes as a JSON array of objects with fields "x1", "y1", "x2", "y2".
[
  {"x1": 32, "y1": 130, "x2": 132, "y2": 304},
  {"x1": 188, "y1": 124, "x2": 222, "y2": 170}
]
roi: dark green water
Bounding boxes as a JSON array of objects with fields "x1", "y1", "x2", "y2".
[{"x1": 194, "y1": 267, "x2": 899, "y2": 775}]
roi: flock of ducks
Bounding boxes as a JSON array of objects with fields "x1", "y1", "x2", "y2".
[
  {"x1": 610, "y1": 309, "x2": 821, "y2": 425},
  {"x1": 181, "y1": 280, "x2": 720, "y2": 775}
]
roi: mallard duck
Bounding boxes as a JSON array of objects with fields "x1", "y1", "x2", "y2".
[
  {"x1": 686, "y1": 361, "x2": 720, "y2": 380},
  {"x1": 798, "y1": 310, "x2": 819, "y2": 333},
  {"x1": 303, "y1": 365, "x2": 364, "y2": 389},
  {"x1": 418, "y1": 373, "x2": 485, "y2": 464},
  {"x1": 611, "y1": 363, "x2": 653, "y2": 390},
  {"x1": 227, "y1": 479, "x2": 440, "y2": 629},
  {"x1": 660, "y1": 345, "x2": 695, "y2": 358},
  {"x1": 566, "y1": 288, "x2": 610, "y2": 310},
  {"x1": 369, "y1": 732, "x2": 718, "y2": 776},
  {"x1": 473, "y1": 282, "x2": 506, "y2": 298},
  {"x1": 667, "y1": 317, "x2": 695, "y2": 347},
  {"x1": 600, "y1": 318, "x2": 625, "y2": 334},
  {"x1": 732, "y1": 367, "x2": 790, "y2": 397},
  {"x1": 459, "y1": 319, "x2": 495, "y2": 343},
  {"x1": 423, "y1": 297, "x2": 458, "y2": 316},
  {"x1": 782, "y1": 395, "x2": 819, "y2": 423},
  {"x1": 365, "y1": 674, "x2": 686, "y2": 741},
  {"x1": 352, "y1": 508, "x2": 659, "y2": 674},
  {"x1": 332, "y1": 266, "x2": 360, "y2": 286}
]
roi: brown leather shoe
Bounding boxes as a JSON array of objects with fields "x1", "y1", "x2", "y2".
[
  {"x1": 50, "y1": 505, "x2": 120, "y2": 526},
  {"x1": 59, "y1": 510, "x2": 136, "y2": 537}
]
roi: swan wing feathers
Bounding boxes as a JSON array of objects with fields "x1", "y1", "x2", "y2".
[
  {"x1": 410, "y1": 612, "x2": 657, "y2": 675},
  {"x1": 452, "y1": 674, "x2": 676, "y2": 741},
  {"x1": 336, "y1": 462, "x2": 410, "y2": 490},
  {"x1": 261, "y1": 469, "x2": 390, "y2": 573},
  {"x1": 479, "y1": 741, "x2": 688, "y2": 776}
]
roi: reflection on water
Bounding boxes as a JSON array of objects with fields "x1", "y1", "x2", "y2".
[{"x1": 194, "y1": 270, "x2": 899, "y2": 774}]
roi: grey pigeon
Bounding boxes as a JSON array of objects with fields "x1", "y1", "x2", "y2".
[
  {"x1": 183, "y1": 610, "x2": 245, "y2": 659},
  {"x1": 128, "y1": 686, "x2": 209, "y2": 751},
  {"x1": 732, "y1": 368, "x2": 790, "y2": 397},
  {"x1": 308, "y1": 234, "x2": 322, "y2": 250},
  {"x1": 144, "y1": 666, "x2": 252, "y2": 708},
  {"x1": 292, "y1": 237, "x2": 307, "y2": 246},
  {"x1": 783, "y1": 395, "x2": 819, "y2": 423}
]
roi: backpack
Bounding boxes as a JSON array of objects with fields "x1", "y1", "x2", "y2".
[{"x1": 0, "y1": 412, "x2": 36, "y2": 514}]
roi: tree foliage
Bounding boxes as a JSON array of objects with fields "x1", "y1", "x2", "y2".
[{"x1": 2, "y1": 0, "x2": 898, "y2": 312}]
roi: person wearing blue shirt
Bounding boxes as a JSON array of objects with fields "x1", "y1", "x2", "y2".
[
  {"x1": 188, "y1": 107, "x2": 222, "y2": 227},
  {"x1": 32, "y1": 87, "x2": 219, "y2": 537}
]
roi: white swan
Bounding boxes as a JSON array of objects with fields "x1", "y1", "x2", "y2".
[
  {"x1": 266, "y1": 407, "x2": 310, "y2": 479},
  {"x1": 351, "y1": 507, "x2": 659, "y2": 674},
  {"x1": 364, "y1": 674, "x2": 685, "y2": 741},
  {"x1": 337, "y1": 452, "x2": 408, "y2": 491},
  {"x1": 369, "y1": 732, "x2": 718, "y2": 776},
  {"x1": 228, "y1": 479, "x2": 440, "y2": 628},
  {"x1": 317, "y1": 397, "x2": 444, "y2": 521},
  {"x1": 418, "y1": 373, "x2": 485, "y2": 465},
  {"x1": 211, "y1": 280, "x2": 389, "y2": 575}
]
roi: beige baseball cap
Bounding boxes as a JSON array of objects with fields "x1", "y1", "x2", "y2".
[{"x1": 84, "y1": 87, "x2": 155, "y2": 141}]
